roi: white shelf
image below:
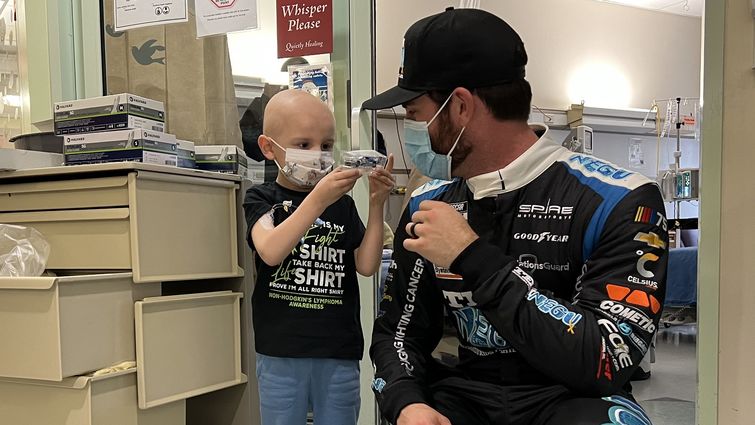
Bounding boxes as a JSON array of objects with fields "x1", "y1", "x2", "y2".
[{"x1": 375, "y1": 104, "x2": 697, "y2": 138}]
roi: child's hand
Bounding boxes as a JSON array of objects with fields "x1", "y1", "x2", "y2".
[
  {"x1": 310, "y1": 167, "x2": 361, "y2": 209},
  {"x1": 369, "y1": 154, "x2": 395, "y2": 206}
]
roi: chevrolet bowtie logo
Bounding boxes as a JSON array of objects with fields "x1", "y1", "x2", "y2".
[{"x1": 634, "y1": 232, "x2": 665, "y2": 250}]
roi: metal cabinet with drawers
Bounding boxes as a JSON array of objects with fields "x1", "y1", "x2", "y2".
[
  {"x1": 0, "y1": 163, "x2": 243, "y2": 283},
  {"x1": 0, "y1": 272, "x2": 160, "y2": 381},
  {"x1": 0, "y1": 163, "x2": 252, "y2": 425}
]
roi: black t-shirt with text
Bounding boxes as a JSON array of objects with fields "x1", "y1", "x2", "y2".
[{"x1": 243, "y1": 182, "x2": 366, "y2": 359}]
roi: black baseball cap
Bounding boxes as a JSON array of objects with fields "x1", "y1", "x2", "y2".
[{"x1": 362, "y1": 7, "x2": 528, "y2": 110}]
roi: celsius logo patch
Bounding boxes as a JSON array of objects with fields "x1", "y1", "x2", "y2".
[
  {"x1": 627, "y1": 275, "x2": 659, "y2": 290},
  {"x1": 633, "y1": 232, "x2": 665, "y2": 279}
]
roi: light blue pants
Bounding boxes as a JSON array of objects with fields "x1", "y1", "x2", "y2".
[{"x1": 255, "y1": 353, "x2": 361, "y2": 425}]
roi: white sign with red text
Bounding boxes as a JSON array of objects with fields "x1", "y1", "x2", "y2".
[
  {"x1": 195, "y1": 0, "x2": 258, "y2": 38},
  {"x1": 115, "y1": 0, "x2": 188, "y2": 31}
]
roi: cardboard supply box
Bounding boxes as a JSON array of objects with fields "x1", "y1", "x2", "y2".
[
  {"x1": 103, "y1": 0, "x2": 242, "y2": 147},
  {"x1": 64, "y1": 129, "x2": 177, "y2": 167},
  {"x1": 176, "y1": 139, "x2": 196, "y2": 169},
  {"x1": 54, "y1": 93, "x2": 166, "y2": 135},
  {"x1": 0, "y1": 149, "x2": 64, "y2": 171},
  {"x1": 195, "y1": 145, "x2": 249, "y2": 176}
]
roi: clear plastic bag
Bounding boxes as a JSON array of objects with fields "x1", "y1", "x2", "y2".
[
  {"x1": 0, "y1": 224, "x2": 51, "y2": 277},
  {"x1": 341, "y1": 150, "x2": 388, "y2": 173}
]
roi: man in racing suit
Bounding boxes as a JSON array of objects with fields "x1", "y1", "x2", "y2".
[{"x1": 362, "y1": 8, "x2": 667, "y2": 425}]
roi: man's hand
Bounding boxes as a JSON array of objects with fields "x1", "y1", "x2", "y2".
[
  {"x1": 368, "y1": 154, "x2": 395, "y2": 206},
  {"x1": 309, "y1": 167, "x2": 361, "y2": 209},
  {"x1": 403, "y1": 200, "x2": 479, "y2": 268},
  {"x1": 397, "y1": 403, "x2": 452, "y2": 425}
]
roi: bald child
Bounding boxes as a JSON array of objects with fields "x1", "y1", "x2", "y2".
[{"x1": 242, "y1": 90, "x2": 395, "y2": 425}]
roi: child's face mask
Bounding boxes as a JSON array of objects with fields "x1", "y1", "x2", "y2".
[{"x1": 267, "y1": 137, "x2": 334, "y2": 187}]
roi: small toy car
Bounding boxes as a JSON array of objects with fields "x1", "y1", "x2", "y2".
[{"x1": 342, "y1": 150, "x2": 387, "y2": 172}]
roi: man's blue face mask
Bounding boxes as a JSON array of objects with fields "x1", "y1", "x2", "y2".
[{"x1": 403, "y1": 93, "x2": 466, "y2": 181}]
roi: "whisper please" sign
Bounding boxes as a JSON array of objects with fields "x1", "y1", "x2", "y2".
[{"x1": 277, "y1": 0, "x2": 333, "y2": 58}]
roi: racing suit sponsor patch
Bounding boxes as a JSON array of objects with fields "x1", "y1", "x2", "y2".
[
  {"x1": 601, "y1": 396, "x2": 652, "y2": 425},
  {"x1": 442, "y1": 290, "x2": 476, "y2": 308},
  {"x1": 633, "y1": 232, "x2": 666, "y2": 280},
  {"x1": 453, "y1": 307, "x2": 510, "y2": 350},
  {"x1": 599, "y1": 299, "x2": 656, "y2": 333},
  {"x1": 568, "y1": 155, "x2": 634, "y2": 180},
  {"x1": 371, "y1": 378, "x2": 386, "y2": 393},
  {"x1": 517, "y1": 200, "x2": 573, "y2": 220},
  {"x1": 635, "y1": 206, "x2": 668, "y2": 232},
  {"x1": 526, "y1": 288, "x2": 582, "y2": 333},
  {"x1": 393, "y1": 258, "x2": 424, "y2": 375},
  {"x1": 511, "y1": 267, "x2": 535, "y2": 288},
  {"x1": 432, "y1": 201, "x2": 468, "y2": 280},
  {"x1": 518, "y1": 254, "x2": 571, "y2": 273},
  {"x1": 514, "y1": 232, "x2": 570, "y2": 243},
  {"x1": 597, "y1": 319, "x2": 633, "y2": 370},
  {"x1": 605, "y1": 284, "x2": 661, "y2": 314},
  {"x1": 434, "y1": 265, "x2": 463, "y2": 280}
]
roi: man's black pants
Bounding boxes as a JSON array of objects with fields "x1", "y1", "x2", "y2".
[{"x1": 427, "y1": 376, "x2": 652, "y2": 425}]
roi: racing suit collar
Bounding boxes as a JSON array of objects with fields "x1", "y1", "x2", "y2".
[{"x1": 466, "y1": 124, "x2": 563, "y2": 200}]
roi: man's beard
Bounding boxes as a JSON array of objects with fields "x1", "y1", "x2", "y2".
[{"x1": 432, "y1": 112, "x2": 471, "y2": 171}]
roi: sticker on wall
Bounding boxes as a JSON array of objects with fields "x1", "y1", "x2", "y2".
[
  {"x1": 195, "y1": 0, "x2": 259, "y2": 38},
  {"x1": 132, "y1": 39, "x2": 166, "y2": 65},
  {"x1": 114, "y1": 0, "x2": 189, "y2": 32},
  {"x1": 288, "y1": 63, "x2": 333, "y2": 111},
  {"x1": 629, "y1": 138, "x2": 644, "y2": 169}
]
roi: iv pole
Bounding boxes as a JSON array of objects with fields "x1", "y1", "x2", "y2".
[{"x1": 674, "y1": 97, "x2": 682, "y2": 221}]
